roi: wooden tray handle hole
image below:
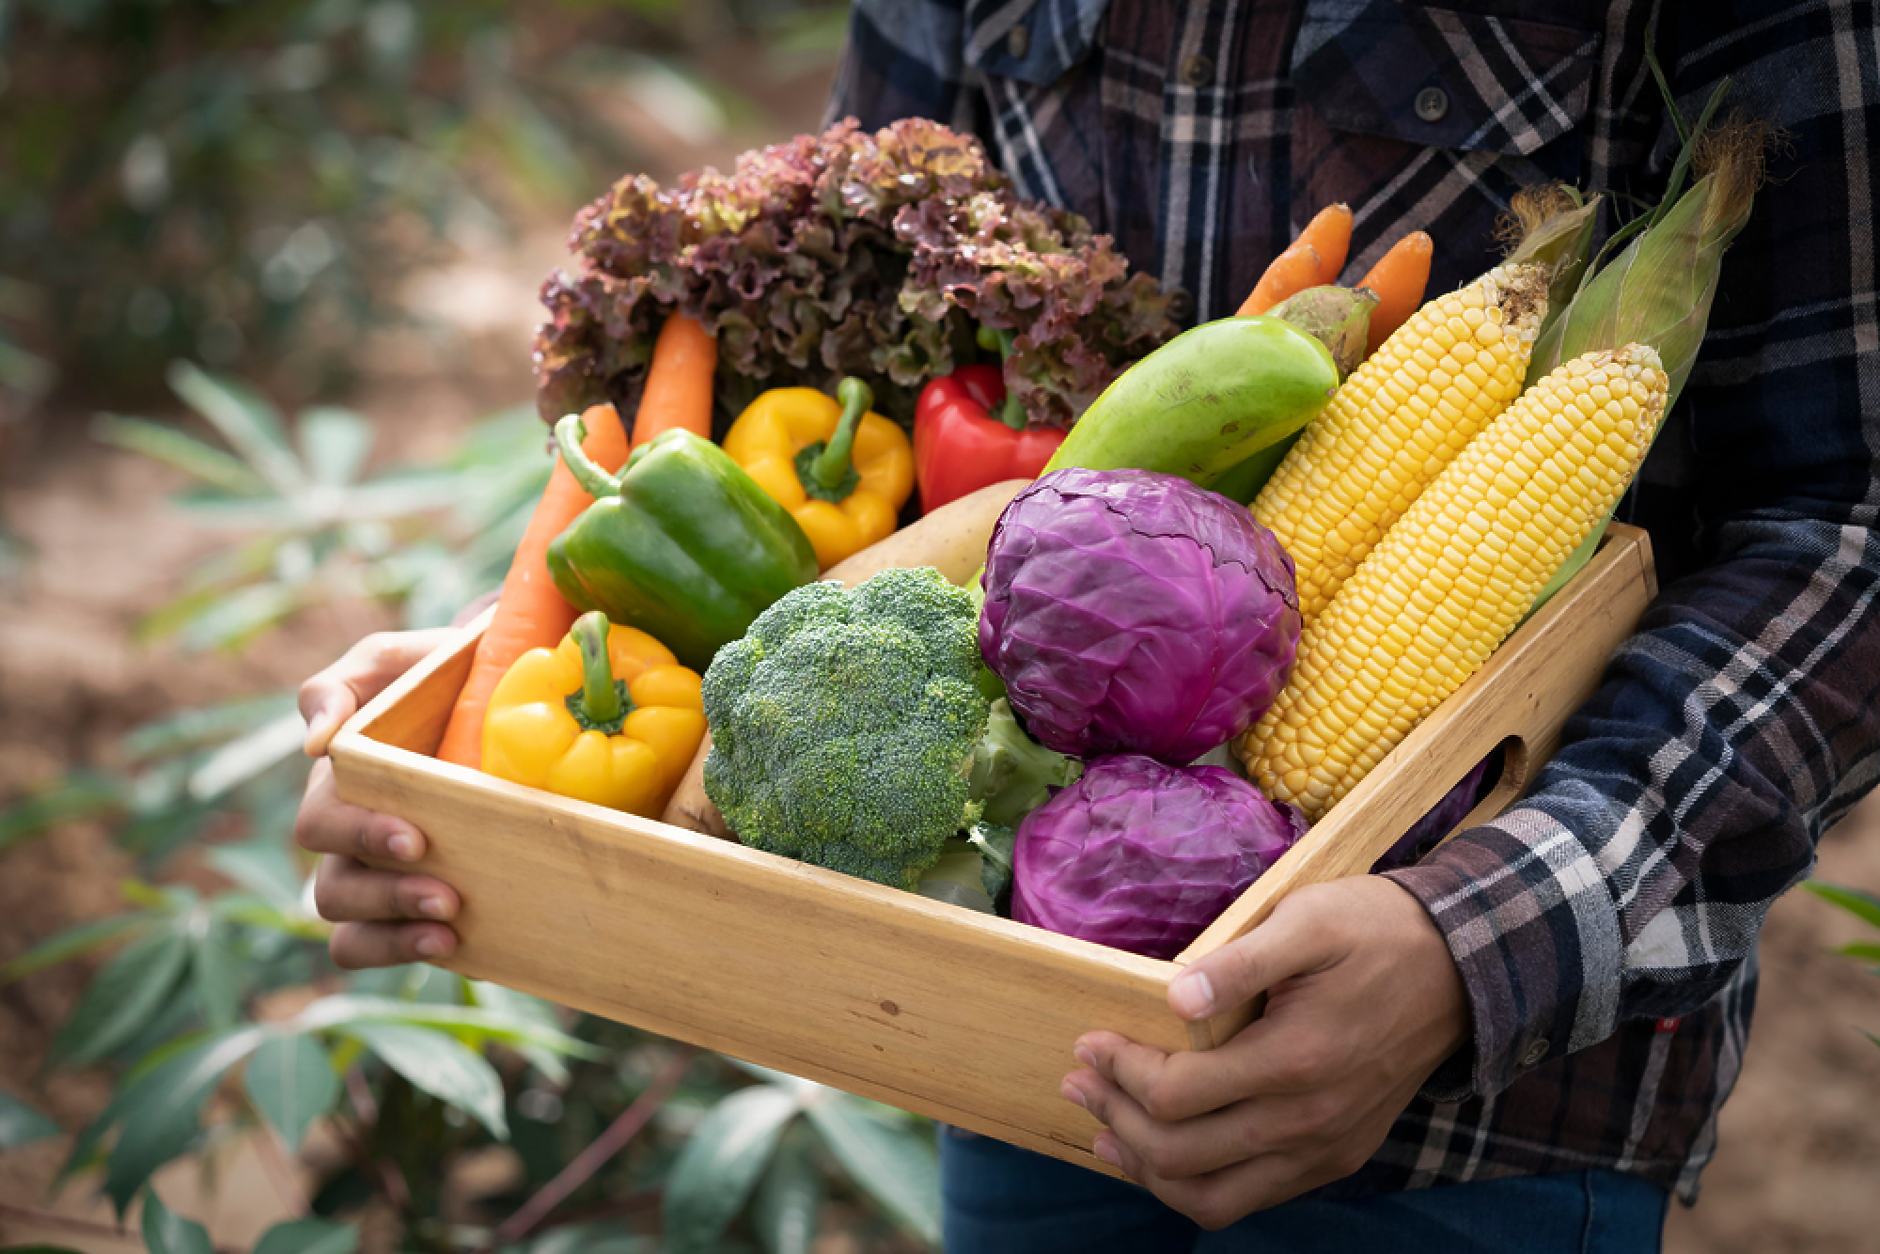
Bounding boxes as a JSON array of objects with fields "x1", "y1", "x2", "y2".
[{"x1": 1440, "y1": 735, "x2": 1528, "y2": 852}]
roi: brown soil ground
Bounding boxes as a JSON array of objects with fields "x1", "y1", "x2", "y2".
[{"x1": 3, "y1": 78, "x2": 1879, "y2": 1248}]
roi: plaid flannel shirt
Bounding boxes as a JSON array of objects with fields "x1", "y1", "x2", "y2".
[{"x1": 829, "y1": 0, "x2": 1880, "y2": 1203}]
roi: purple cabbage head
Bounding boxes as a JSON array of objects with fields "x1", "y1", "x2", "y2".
[
  {"x1": 979, "y1": 467, "x2": 1301, "y2": 764},
  {"x1": 1370, "y1": 751, "x2": 1496, "y2": 872},
  {"x1": 1012, "y1": 755, "x2": 1306, "y2": 959}
]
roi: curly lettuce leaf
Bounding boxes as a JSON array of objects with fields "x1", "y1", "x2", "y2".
[{"x1": 534, "y1": 117, "x2": 1175, "y2": 433}]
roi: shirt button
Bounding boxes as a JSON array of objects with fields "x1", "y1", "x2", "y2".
[
  {"x1": 1007, "y1": 24, "x2": 1030, "y2": 59},
  {"x1": 1415, "y1": 86, "x2": 1450, "y2": 123},
  {"x1": 1167, "y1": 289, "x2": 1195, "y2": 321},
  {"x1": 1520, "y1": 1039, "x2": 1549, "y2": 1067},
  {"x1": 1179, "y1": 55, "x2": 1215, "y2": 87}
]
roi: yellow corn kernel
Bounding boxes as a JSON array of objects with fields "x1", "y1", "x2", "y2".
[
  {"x1": 1237, "y1": 344, "x2": 1669, "y2": 821},
  {"x1": 1252, "y1": 264, "x2": 1550, "y2": 624}
]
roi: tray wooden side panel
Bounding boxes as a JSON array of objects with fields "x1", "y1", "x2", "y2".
[
  {"x1": 1176, "y1": 523, "x2": 1657, "y2": 1048},
  {"x1": 331, "y1": 635, "x2": 1187, "y2": 1173}
]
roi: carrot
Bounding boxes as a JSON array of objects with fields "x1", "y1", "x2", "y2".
[
  {"x1": 434, "y1": 402, "x2": 631, "y2": 769},
  {"x1": 1237, "y1": 242, "x2": 1323, "y2": 317},
  {"x1": 1354, "y1": 231, "x2": 1434, "y2": 356},
  {"x1": 629, "y1": 312, "x2": 717, "y2": 449},
  {"x1": 1237, "y1": 203, "x2": 1354, "y2": 316},
  {"x1": 1294, "y1": 202, "x2": 1354, "y2": 284}
]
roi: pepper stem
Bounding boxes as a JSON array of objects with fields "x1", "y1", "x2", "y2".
[
  {"x1": 553, "y1": 414, "x2": 623, "y2": 499},
  {"x1": 572, "y1": 611, "x2": 622, "y2": 726},
  {"x1": 974, "y1": 325, "x2": 1028, "y2": 431},
  {"x1": 808, "y1": 377, "x2": 873, "y2": 494}
]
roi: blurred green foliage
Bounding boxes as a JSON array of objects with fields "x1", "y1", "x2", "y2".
[
  {"x1": 0, "y1": 0, "x2": 847, "y2": 410},
  {"x1": 2, "y1": 362, "x2": 940, "y2": 1251},
  {"x1": 1804, "y1": 880, "x2": 1880, "y2": 1048}
]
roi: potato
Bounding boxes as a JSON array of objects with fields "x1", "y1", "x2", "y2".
[
  {"x1": 821, "y1": 478, "x2": 1031, "y2": 588},
  {"x1": 659, "y1": 731, "x2": 732, "y2": 840}
]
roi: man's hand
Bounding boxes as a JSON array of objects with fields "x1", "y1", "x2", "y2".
[
  {"x1": 296, "y1": 629, "x2": 462, "y2": 969},
  {"x1": 1059, "y1": 875, "x2": 1470, "y2": 1230}
]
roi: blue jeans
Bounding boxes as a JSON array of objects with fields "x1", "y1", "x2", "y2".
[{"x1": 939, "y1": 1128, "x2": 1668, "y2": 1253}]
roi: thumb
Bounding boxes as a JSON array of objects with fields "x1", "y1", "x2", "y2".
[
  {"x1": 300, "y1": 685, "x2": 356, "y2": 758},
  {"x1": 299, "y1": 628, "x2": 455, "y2": 757},
  {"x1": 1166, "y1": 882, "x2": 1348, "y2": 1020}
]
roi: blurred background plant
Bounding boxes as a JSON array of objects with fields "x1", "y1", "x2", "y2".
[
  {"x1": 1804, "y1": 881, "x2": 1880, "y2": 1048},
  {"x1": 0, "y1": 0, "x2": 849, "y2": 419},
  {"x1": 0, "y1": 356, "x2": 941, "y2": 1251},
  {"x1": 0, "y1": 1, "x2": 955, "y2": 1249}
]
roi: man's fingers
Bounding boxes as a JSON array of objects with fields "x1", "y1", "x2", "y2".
[
  {"x1": 1166, "y1": 882, "x2": 1350, "y2": 1021},
  {"x1": 1066, "y1": 1065, "x2": 1271, "y2": 1180},
  {"x1": 299, "y1": 628, "x2": 454, "y2": 756},
  {"x1": 1076, "y1": 1010, "x2": 1331, "y2": 1126},
  {"x1": 328, "y1": 920, "x2": 458, "y2": 970},
  {"x1": 1098, "y1": 1130, "x2": 1308, "y2": 1232},
  {"x1": 295, "y1": 760, "x2": 427, "y2": 863},
  {"x1": 312, "y1": 854, "x2": 459, "y2": 925},
  {"x1": 1075, "y1": 1030, "x2": 1220, "y2": 1124}
]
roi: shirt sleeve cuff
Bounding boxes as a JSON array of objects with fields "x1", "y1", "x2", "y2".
[{"x1": 1381, "y1": 806, "x2": 1627, "y2": 1100}]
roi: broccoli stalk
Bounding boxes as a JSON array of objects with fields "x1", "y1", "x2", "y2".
[
  {"x1": 700, "y1": 567, "x2": 991, "y2": 891},
  {"x1": 966, "y1": 698, "x2": 1083, "y2": 829}
]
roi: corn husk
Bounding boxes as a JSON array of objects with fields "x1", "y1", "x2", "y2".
[
  {"x1": 1520, "y1": 92, "x2": 1770, "y2": 614},
  {"x1": 1502, "y1": 183, "x2": 1604, "y2": 346}
]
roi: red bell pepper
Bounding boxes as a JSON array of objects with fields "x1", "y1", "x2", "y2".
[{"x1": 913, "y1": 362, "x2": 1065, "y2": 513}]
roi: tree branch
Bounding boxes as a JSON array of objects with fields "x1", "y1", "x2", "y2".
[{"x1": 488, "y1": 1045, "x2": 697, "y2": 1248}]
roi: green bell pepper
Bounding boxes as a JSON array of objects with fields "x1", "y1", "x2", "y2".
[{"x1": 547, "y1": 421, "x2": 819, "y2": 672}]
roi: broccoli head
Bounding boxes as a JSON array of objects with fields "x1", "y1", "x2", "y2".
[{"x1": 700, "y1": 566, "x2": 992, "y2": 891}]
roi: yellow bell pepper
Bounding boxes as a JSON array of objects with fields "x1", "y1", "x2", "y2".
[
  {"x1": 481, "y1": 611, "x2": 706, "y2": 816},
  {"x1": 722, "y1": 377, "x2": 915, "y2": 570}
]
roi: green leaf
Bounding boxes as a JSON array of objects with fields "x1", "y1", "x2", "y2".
[
  {"x1": 207, "y1": 836, "x2": 308, "y2": 912},
  {"x1": 663, "y1": 1085, "x2": 801, "y2": 1253},
  {"x1": 185, "y1": 711, "x2": 306, "y2": 801},
  {"x1": 1834, "y1": 941, "x2": 1880, "y2": 964},
  {"x1": 290, "y1": 993, "x2": 601, "y2": 1061},
  {"x1": 0, "y1": 771, "x2": 127, "y2": 851},
  {"x1": 296, "y1": 406, "x2": 374, "y2": 488},
  {"x1": 140, "y1": 1187, "x2": 215, "y2": 1254},
  {"x1": 1806, "y1": 881, "x2": 1880, "y2": 932},
  {"x1": 246, "y1": 1034, "x2": 340, "y2": 1152},
  {"x1": 123, "y1": 693, "x2": 300, "y2": 760},
  {"x1": 212, "y1": 895, "x2": 331, "y2": 942},
  {"x1": 118, "y1": 878, "x2": 184, "y2": 913},
  {"x1": 0, "y1": 1088, "x2": 59, "y2": 1149},
  {"x1": 102, "y1": 1028, "x2": 269, "y2": 1214},
  {"x1": 48, "y1": 930, "x2": 191, "y2": 1069},
  {"x1": 92, "y1": 413, "x2": 270, "y2": 496},
  {"x1": 193, "y1": 914, "x2": 241, "y2": 1030},
  {"x1": 515, "y1": 1224, "x2": 647, "y2": 1254},
  {"x1": 466, "y1": 981, "x2": 574, "y2": 1085},
  {"x1": 752, "y1": 1131, "x2": 825, "y2": 1254},
  {"x1": 803, "y1": 1097, "x2": 940, "y2": 1245},
  {"x1": 166, "y1": 361, "x2": 306, "y2": 496},
  {"x1": 173, "y1": 582, "x2": 304, "y2": 654},
  {"x1": 252, "y1": 1217, "x2": 360, "y2": 1254},
  {"x1": 343, "y1": 1023, "x2": 509, "y2": 1139},
  {"x1": 1, "y1": 912, "x2": 157, "y2": 982}
]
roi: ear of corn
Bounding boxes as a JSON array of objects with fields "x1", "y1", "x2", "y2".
[
  {"x1": 1236, "y1": 344, "x2": 1669, "y2": 821},
  {"x1": 1251, "y1": 263, "x2": 1550, "y2": 623}
]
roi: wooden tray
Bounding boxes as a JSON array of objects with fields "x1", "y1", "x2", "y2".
[{"x1": 329, "y1": 524, "x2": 1657, "y2": 1176}]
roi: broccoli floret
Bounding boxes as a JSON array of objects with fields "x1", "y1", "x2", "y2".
[
  {"x1": 967, "y1": 698, "x2": 1084, "y2": 828},
  {"x1": 701, "y1": 566, "x2": 992, "y2": 891}
]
